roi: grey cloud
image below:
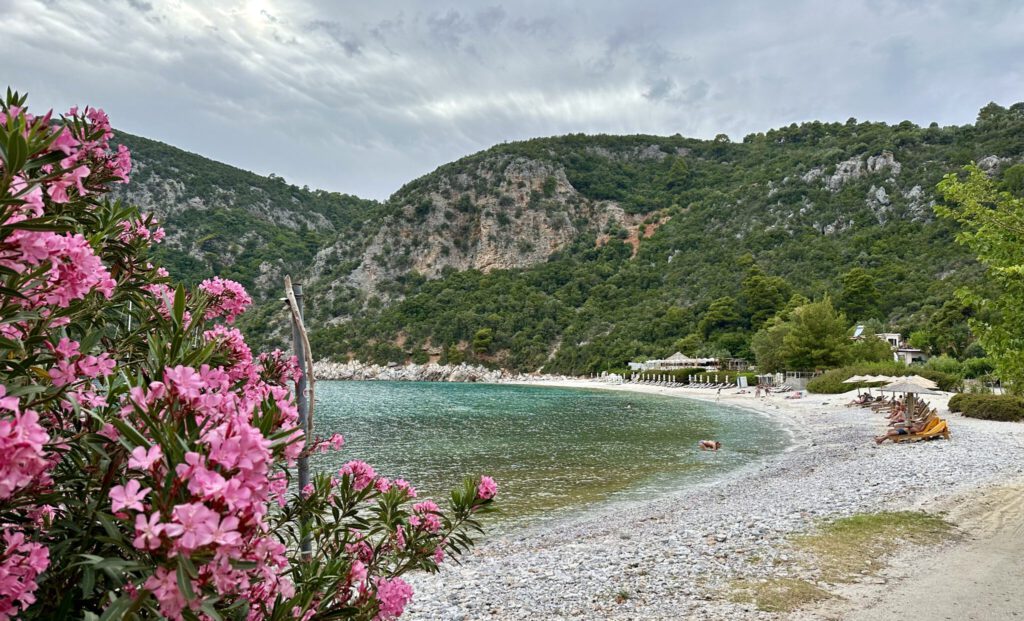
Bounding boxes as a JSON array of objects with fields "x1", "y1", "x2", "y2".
[
  {"x1": 643, "y1": 77, "x2": 675, "y2": 101},
  {"x1": 306, "y1": 20, "x2": 363, "y2": 56},
  {"x1": 2, "y1": 0, "x2": 1022, "y2": 201}
]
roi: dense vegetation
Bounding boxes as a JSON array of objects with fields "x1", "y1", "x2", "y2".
[
  {"x1": 310, "y1": 103, "x2": 1024, "y2": 373},
  {"x1": 948, "y1": 393, "x2": 1024, "y2": 421},
  {"x1": 112, "y1": 102, "x2": 1024, "y2": 377},
  {"x1": 805, "y1": 363, "x2": 962, "y2": 394},
  {"x1": 110, "y1": 131, "x2": 383, "y2": 299}
]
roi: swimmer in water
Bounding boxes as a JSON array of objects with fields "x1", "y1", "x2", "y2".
[{"x1": 698, "y1": 440, "x2": 721, "y2": 451}]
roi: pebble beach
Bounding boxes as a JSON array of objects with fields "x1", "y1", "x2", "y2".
[{"x1": 404, "y1": 381, "x2": 1024, "y2": 620}]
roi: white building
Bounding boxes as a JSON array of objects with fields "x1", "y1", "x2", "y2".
[
  {"x1": 852, "y1": 326, "x2": 928, "y2": 364},
  {"x1": 629, "y1": 352, "x2": 717, "y2": 371}
]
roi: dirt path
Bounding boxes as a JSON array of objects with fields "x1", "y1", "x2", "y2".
[{"x1": 810, "y1": 482, "x2": 1024, "y2": 621}]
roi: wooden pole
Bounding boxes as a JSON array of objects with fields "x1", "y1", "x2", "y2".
[{"x1": 285, "y1": 278, "x2": 312, "y2": 559}]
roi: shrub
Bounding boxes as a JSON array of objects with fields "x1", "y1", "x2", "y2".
[
  {"x1": 0, "y1": 93, "x2": 496, "y2": 620},
  {"x1": 948, "y1": 394, "x2": 1024, "y2": 421},
  {"x1": 962, "y1": 357, "x2": 995, "y2": 379},
  {"x1": 806, "y1": 362, "x2": 961, "y2": 394}
]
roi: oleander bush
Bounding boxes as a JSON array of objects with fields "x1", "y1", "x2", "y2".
[
  {"x1": 948, "y1": 394, "x2": 1024, "y2": 421},
  {"x1": 0, "y1": 91, "x2": 496, "y2": 620}
]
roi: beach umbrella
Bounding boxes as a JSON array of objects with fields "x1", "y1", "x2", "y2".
[
  {"x1": 903, "y1": 375, "x2": 939, "y2": 390},
  {"x1": 880, "y1": 380, "x2": 940, "y2": 395},
  {"x1": 843, "y1": 374, "x2": 868, "y2": 394}
]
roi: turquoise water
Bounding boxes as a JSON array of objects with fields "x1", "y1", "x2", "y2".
[{"x1": 310, "y1": 382, "x2": 788, "y2": 527}]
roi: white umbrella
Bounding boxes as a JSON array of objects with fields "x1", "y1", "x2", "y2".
[{"x1": 843, "y1": 375, "x2": 867, "y2": 384}]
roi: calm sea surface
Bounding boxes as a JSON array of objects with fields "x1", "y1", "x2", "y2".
[{"x1": 310, "y1": 382, "x2": 789, "y2": 529}]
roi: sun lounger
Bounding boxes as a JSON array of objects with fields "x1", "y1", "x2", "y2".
[{"x1": 891, "y1": 418, "x2": 951, "y2": 443}]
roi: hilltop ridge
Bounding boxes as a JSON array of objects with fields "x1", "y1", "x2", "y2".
[{"x1": 112, "y1": 102, "x2": 1024, "y2": 372}]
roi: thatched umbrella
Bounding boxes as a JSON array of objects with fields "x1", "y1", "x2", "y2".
[
  {"x1": 881, "y1": 380, "x2": 941, "y2": 416},
  {"x1": 880, "y1": 381, "x2": 941, "y2": 395},
  {"x1": 903, "y1": 375, "x2": 939, "y2": 390},
  {"x1": 844, "y1": 375, "x2": 868, "y2": 395}
]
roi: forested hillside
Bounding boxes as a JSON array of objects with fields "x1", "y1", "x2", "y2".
[
  {"x1": 308, "y1": 102, "x2": 1024, "y2": 373},
  {"x1": 112, "y1": 103, "x2": 1024, "y2": 373},
  {"x1": 109, "y1": 132, "x2": 382, "y2": 301}
]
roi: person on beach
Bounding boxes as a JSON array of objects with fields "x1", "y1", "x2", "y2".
[
  {"x1": 716, "y1": 387, "x2": 722, "y2": 401},
  {"x1": 875, "y1": 419, "x2": 927, "y2": 444},
  {"x1": 699, "y1": 440, "x2": 722, "y2": 451}
]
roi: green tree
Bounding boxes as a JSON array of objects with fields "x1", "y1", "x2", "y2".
[
  {"x1": 542, "y1": 175, "x2": 557, "y2": 197},
  {"x1": 751, "y1": 318, "x2": 791, "y2": 372},
  {"x1": 780, "y1": 297, "x2": 851, "y2": 371},
  {"x1": 838, "y1": 267, "x2": 881, "y2": 321},
  {"x1": 937, "y1": 165, "x2": 1024, "y2": 393},
  {"x1": 849, "y1": 330, "x2": 895, "y2": 363},
  {"x1": 741, "y1": 265, "x2": 792, "y2": 328},
  {"x1": 698, "y1": 296, "x2": 743, "y2": 338},
  {"x1": 1002, "y1": 163, "x2": 1024, "y2": 197},
  {"x1": 472, "y1": 327, "x2": 494, "y2": 354}
]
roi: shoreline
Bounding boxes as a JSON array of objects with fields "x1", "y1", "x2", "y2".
[{"x1": 405, "y1": 379, "x2": 1024, "y2": 620}]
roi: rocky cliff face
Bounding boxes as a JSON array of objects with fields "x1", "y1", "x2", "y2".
[{"x1": 308, "y1": 152, "x2": 653, "y2": 305}]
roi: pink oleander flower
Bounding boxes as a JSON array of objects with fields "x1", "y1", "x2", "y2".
[
  {"x1": 133, "y1": 512, "x2": 165, "y2": 551},
  {"x1": 98, "y1": 423, "x2": 119, "y2": 442},
  {"x1": 477, "y1": 475, "x2": 498, "y2": 500},
  {"x1": 109, "y1": 479, "x2": 150, "y2": 513},
  {"x1": 128, "y1": 445, "x2": 163, "y2": 471},
  {"x1": 374, "y1": 577, "x2": 414, "y2": 620},
  {"x1": 0, "y1": 408, "x2": 51, "y2": 500},
  {"x1": 164, "y1": 365, "x2": 204, "y2": 401},
  {"x1": 0, "y1": 386, "x2": 19, "y2": 414},
  {"x1": 392, "y1": 478, "x2": 417, "y2": 498},
  {"x1": 144, "y1": 566, "x2": 189, "y2": 620},
  {"x1": 411, "y1": 500, "x2": 442, "y2": 533},
  {"x1": 199, "y1": 277, "x2": 252, "y2": 324},
  {"x1": 0, "y1": 528, "x2": 50, "y2": 619},
  {"x1": 164, "y1": 502, "x2": 219, "y2": 552},
  {"x1": 338, "y1": 460, "x2": 376, "y2": 491},
  {"x1": 348, "y1": 559, "x2": 367, "y2": 588}
]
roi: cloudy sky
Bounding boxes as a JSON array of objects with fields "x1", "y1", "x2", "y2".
[{"x1": 5, "y1": 0, "x2": 1023, "y2": 200}]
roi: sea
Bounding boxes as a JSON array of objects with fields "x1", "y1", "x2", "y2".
[{"x1": 309, "y1": 381, "x2": 789, "y2": 530}]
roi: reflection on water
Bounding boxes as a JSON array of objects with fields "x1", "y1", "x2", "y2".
[{"x1": 311, "y1": 382, "x2": 787, "y2": 528}]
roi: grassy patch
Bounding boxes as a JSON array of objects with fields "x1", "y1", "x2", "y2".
[
  {"x1": 793, "y1": 511, "x2": 953, "y2": 583},
  {"x1": 730, "y1": 578, "x2": 832, "y2": 612}
]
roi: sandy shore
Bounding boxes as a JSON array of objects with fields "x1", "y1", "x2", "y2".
[{"x1": 404, "y1": 380, "x2": 1024, "y2": 620}]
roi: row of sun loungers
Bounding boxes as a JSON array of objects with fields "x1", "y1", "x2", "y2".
[
  {"x1": 629, "y1": 379, "x2": 794, "y2": 392},
  {"x1": 848, "y1": 394, "x2": 952, "y2": 443}
]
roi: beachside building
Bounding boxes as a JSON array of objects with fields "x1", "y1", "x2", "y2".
[
  {"x1": 725, "y1": 358, "x2": 750, "y2": 371},
  {"x1": 628, "y1": 352, "x2": 717, "y2": 371},
  {"x1": 894, "y1": 347, "x2": 927, "y2": 365},
  {"x1": 852, "y1": 326, "x2": 929, "y2": 364}
]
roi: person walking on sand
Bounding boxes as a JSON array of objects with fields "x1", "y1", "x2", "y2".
[
  {"x1": 716, "y1": 387, "x2": 722, "y2": 401},
  {"x1": 699, "y1": 440, "x2": 721, "y2": 451}
]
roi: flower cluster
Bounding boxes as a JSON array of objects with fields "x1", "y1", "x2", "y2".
[
  {"x1": 0, "y1": 529, "x2": 49, "y2": 620},
  {"x1": 199, "y1": 276, "x2": 253, "y2": 324},
  {"x1": 0, "y1": 91, "x2": 496, "y2": 621}
]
